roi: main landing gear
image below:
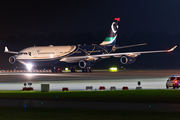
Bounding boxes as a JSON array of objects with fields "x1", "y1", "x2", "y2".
[
  {"x1": 70, "y1": 66, "x2": 77, "y2": 73},
  {"x1": 82, "y1": 67, "x2": 93, "y2": 73},
  {"x1": 51, "y1": 66, "x2": 93, "y2": 73}
]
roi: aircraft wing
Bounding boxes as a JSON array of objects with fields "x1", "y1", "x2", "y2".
[
  {"x1": 4, "y1": 46, "x2": 19, "y2": 54},
  {"x1": 91, "y1": 45, "x2": 177, "y2": 58},
  {"x1": 62, "y1": 45, "x2": 177, "y2": 63},
  {"x1": 114, "y1": 43, "x2": 147, "y2": 50}
]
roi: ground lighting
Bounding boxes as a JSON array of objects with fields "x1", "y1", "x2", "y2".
[{"x1": 109, "y1": 67, "x2": 118, "y2": 72}]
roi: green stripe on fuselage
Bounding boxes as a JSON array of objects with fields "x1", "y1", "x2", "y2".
[{"x1": 104, "y1": 37, "x2": 115, "y2": 42}]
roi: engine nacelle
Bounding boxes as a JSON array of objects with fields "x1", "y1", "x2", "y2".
[
  {"x1": 120, "y1": 56, "x2": 136, "y2": 64},
  {"x1": 9, "y1": 56, "x2": 16, "y2": 64},
  {"x1": 79, "y1": 60, "x2": 94, "y2": 68}
]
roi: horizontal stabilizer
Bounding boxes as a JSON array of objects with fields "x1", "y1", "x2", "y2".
[
  {"x1": 4, "y1": 46, "x2": 18, "y2": 54},
  {"x1": 5, "y1": 46, "x2": 9, "y2": 52}
]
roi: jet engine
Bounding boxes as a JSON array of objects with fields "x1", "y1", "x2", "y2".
[
  {"x1": 9, "y1": 56, "x2": 16, "y2": 64},
  {"x1": 79, "y1": 60, "x2": 94, "y2": 68},
  {"x1": 120, "y1": 56, "x2": 136, "y2": 64}
]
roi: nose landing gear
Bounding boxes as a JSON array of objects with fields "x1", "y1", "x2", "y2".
[{"x1": 70, "y1": 66, "x2": 77, "y2": 73}]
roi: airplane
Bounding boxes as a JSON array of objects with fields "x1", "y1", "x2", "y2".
[{"x1": 4, "y1": 18, "x2": 177, "y2": 73}]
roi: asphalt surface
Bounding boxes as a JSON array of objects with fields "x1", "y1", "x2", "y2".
[
  {"x1": 1, "y1": 70, "x2": 180, "y2": 111},
  {"x1": 0, "y1": 70, "x2": 178, "y2": 90}
]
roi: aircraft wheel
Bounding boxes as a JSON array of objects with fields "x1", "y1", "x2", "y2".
[
  {"x1": 70, "y1": 66, "x2": 77, "y2": 73},
  {"x1": 71, "y1": 68, "x2": 77, "y2": 73},
  {"x1": 59, "y1": 69, "x2": 62, "y2": 73},
  {"x1": 71, "y1": 69, "x2": 75, "y2": 73},
  {"x1": 86, "y1": 68, "x2": 89, "y2": 73},
  {"x1": 82, "y1": 69, "x2": 85, "y2": 73},
  {"x1": 89, "y1": 68, "x2": 93, "y2": 73}
]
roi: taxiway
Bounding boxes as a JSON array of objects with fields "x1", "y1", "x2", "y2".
[{"x1": 0, "y1": 70, "x2": 178, "y2": 90}]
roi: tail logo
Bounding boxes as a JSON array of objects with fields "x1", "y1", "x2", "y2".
[
  {"x1": 111, "y1": 22, "x2": 119, "y2": 33},
  {"x1": 100, "y1": 18, "x2": 120, "y2": 46}
]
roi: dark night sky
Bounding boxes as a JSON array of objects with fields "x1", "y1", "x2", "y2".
[
  {"x1": 0, "y1": 0, "x2": 179, "y2": 69},
  {"x1": 1, "y1": 0, "x2": 180, "y2": 37}
]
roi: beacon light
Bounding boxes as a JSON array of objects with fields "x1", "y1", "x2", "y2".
[{"x1": 174, "y1": 80, "x2": 178, "y2": 84}]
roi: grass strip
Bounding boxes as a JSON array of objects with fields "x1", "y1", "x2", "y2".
[
  {"x1": 0, "y1": 90, "x2": 180, "y2": 103},
  {"x1": 0, "y1": 107, "x2": 179, "y2": 120}
]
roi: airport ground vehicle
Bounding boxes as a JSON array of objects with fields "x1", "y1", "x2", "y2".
[
  {"x1": 166, "y1": 75, "x2": 180, "y2": 89},
  {"x1": 99, "y1": 86, "x2": 106, "y2": 90},
  {"x1": 62, "y1": 87, "x2": 69, "y2": 91},
  {"x1": 110, "y1": 86, "x2": 116, "y2": 90}
]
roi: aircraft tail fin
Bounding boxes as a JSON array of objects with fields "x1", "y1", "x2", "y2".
[{"x1": 100, "y1": 18, "x2": 120, "y2": 46}]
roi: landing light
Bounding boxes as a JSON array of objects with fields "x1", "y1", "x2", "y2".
[
  {"x1": 26, "y1": 63, "x2": 33, "y2": 71},
  {"x1": 50, "y1": 54, "x2": 54, "y2": 58},
  {"x1": 109, "y1": 67, "x2": 118, "y2": 72},
  {"x1": 65, "y1": 68, "x2": 68, "y2": 71}
]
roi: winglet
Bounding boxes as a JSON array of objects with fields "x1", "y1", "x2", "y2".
[
  {"x1": 5, "y1": 46, "x2": 9, "y2": 52},
  {"x1": 168, "y1": 45, "x2": 177, "y2": 52}
]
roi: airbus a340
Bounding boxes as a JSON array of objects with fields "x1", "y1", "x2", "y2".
[{"x1": 4, "y1": 18, "x2": 177, "y2": 73}]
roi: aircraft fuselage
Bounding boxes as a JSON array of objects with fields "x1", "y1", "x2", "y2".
[{"x1": 16, "y1": 44, "x2": 114, "y2": 67}]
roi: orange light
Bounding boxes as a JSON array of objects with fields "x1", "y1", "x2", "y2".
[{"x1": 174, "y1": 80, "x2": 178, "y2": 84}]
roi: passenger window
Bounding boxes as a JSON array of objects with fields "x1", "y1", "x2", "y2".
[{"x1": 170, "y1": 77, "x2": 176, "y2": 80}]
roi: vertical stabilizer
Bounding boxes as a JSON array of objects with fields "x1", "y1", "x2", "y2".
[{"x1": 100, "y1": 18, "x2": 120, "y2": 46}]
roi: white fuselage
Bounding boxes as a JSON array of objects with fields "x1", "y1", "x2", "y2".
[{"x1": 16, "y1": 45, "x2": 76, "y2": 65}]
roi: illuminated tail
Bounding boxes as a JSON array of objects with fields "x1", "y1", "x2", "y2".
[{"x1": 100, "y1": 18, "x2": 120, "y2": 46}]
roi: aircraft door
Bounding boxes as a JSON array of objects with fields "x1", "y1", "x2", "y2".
[
  {"x1": 32, "y1": 50, "x2": 37, "y2": 58},
  {"x1": 55, "y1": 49, "x2": 59, "y2": 55}
]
